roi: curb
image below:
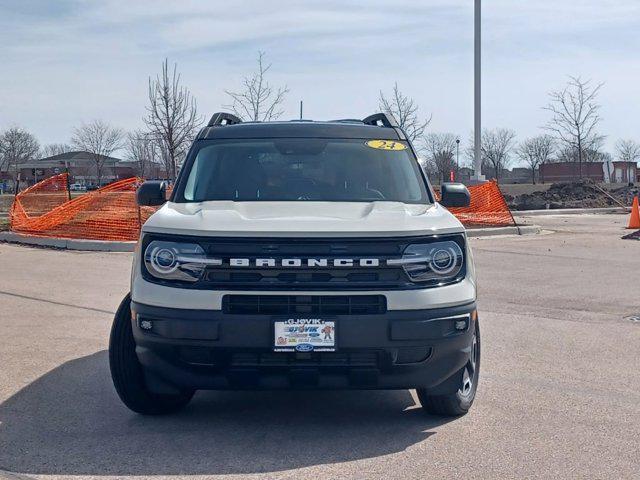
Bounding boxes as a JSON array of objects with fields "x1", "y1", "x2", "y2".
[
  {"x1": 0, "y1": 231, "x2": 136, "y2": 252},
  {"x1": 512, "y1": 206, "x2": 629, "y2": 216},
  {"x1": 466, "y1": 225, "x2": 541, "y2": 238},
  {"x1": 1, "y1": 226, "x2": 540, "y2": 251},
  {"x1": 0, "y1": 470, "x2": 38, "y2": 480}
]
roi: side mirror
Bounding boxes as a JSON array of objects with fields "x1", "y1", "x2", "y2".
[
  {"x1": 440, "y1": 182, "x2": 471, "y2": 208},
  {"x1": 137, "y1": 181, "x2": 167, "y2": 206}
]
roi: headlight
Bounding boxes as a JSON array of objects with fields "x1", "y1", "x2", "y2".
[
  {"x1": 389, "y1": 240, "x2": 464, "y2": 284},
  {"x1": 144, "y1": 240, "x2": 219, "y2": 282}
]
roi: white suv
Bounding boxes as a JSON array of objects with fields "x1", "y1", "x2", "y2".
[{"x1": 109, "y1": 112, "x2": 480, "y2": 417}]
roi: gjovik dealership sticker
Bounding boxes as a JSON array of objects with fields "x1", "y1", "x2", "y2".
[{"x1": 365, "y1": 139, "x2": 407, "y2": 151}]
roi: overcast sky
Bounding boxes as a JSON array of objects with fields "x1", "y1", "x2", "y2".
[{"x1": 1, "y1": 0, "x2": 639, "y2": 162}]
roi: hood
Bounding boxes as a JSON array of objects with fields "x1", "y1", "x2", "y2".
[{"x1": 142, "y1": 201, "x2": 465, "y2": 237}]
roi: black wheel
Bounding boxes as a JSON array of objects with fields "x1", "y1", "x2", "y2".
[
  {"x1": 109, "y1": 294, "x2": 194, "y2": 415},
  {"x1": 416, "y1": 317, "x2": 480, "y2": 417}
]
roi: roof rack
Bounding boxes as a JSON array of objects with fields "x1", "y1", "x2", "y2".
[
  {"x1": 207, "y1": 112, "x2": 242, "y2": 127},
  {"x1": 362, "y1": 113, "x2": 399, "y2": 128}
]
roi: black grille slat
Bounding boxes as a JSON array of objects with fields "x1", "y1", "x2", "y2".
[
  {"x1": 204, "y1": 268, "x2": 398, "y2": 287},
  {"x1": 223, "y1": 295, "x2": 386, "y2": 315}
]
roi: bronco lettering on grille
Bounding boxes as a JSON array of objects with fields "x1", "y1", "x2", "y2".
[{"x1": 227, "y1": 258, "x2": 380, "y2": 267}]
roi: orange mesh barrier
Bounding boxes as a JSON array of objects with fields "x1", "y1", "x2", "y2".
[
  {"x1": 11, "y1": 175, "x2": 514, "y2": 242},
  {"x1": 12, "y1": 173, "x2": 70, "y2": 218},
  {"x1": 435, "y1": 180, "x2": 516, "y2": 227},
  {"x1": 10, "y1": 175, "x2": 153, "y2": 241}
]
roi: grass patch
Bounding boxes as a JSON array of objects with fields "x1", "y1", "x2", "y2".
[{"x1": 0, "y1": 194, "x2": 14, "y2": 214}]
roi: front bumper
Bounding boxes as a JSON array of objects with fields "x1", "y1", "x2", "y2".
[{"x1": 131, "y1": 300, "x2": 477, "y2": 393}]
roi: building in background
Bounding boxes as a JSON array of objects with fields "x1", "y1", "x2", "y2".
[
  {"x1": 14, "y1": 151, "x2": 168, "y2": 190},
  {"x1": 0, "y1": 171, "x2": 13, "y2": 193},
  {"x1": 503, "y1": 167, "x2": 531, "y2": 184},
  {"x1": 17, "y1": 151, "x2": 122, "y2": 188},
  {"x1": 610, "y1": 161, "x2": 638, "y2": 183},
  {"x1": 540, "y1": 161, "x2": 638, "y2": 184}
]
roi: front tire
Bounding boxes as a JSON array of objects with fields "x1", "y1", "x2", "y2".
[
  {"x1": 416, "y1": 317, "x2": 480, "y2": 417},
  {"x1": 109, "y1": 294, "x2": 194, "y2": 415}
]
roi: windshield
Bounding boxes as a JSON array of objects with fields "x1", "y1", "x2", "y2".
[{"x1": 175, "y1": 138, "x2": 429, "y2": 203}]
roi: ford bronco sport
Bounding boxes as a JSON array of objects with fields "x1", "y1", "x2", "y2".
[{"x1": 109, "y1": 112, "x2": 480, "y2": 417}]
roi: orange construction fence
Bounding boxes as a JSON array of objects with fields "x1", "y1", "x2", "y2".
[
  {"x1": 10, "y1": 175, "x2": 515, "y2": 241},
  {"x1": 434, "y1": 180, "x2": 516, "y2": 227},
  {"x1": 10, "y1": 173, "x2": 156, "y2": 241}
]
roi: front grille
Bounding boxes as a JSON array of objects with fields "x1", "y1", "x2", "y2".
[
  {"x1": 205, "y1": 268, "x2": 401, "y2": 286},
  {"x1": 141, "y1": 234, "x2": 466, "y2": 291},
  {"x1": 223, "y1": 295, "x2": 387, "y2": 315}
]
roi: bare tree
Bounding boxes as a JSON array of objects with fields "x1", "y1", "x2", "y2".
[
  {"x1": 379, "y1": 82, "x2": 432, "y2": 142},
  {"x1": 516, "y1": 135, "x2": 556, "y2": 184},
  {"x1": 71, "y1": 120, "x2": 124, "y2": 186},
  {"x1": 480, "y1": 129, "x2": 517, "y2": 182},
  {"x1": 544, "y1": 76, "x2": 604, "y2": 178},
  {"x1": 556, "y1": 136, "x2": 606, "y2": 164},
  {"x1": 584, "y1": 136, "x2": 607, "y2": 162},
  {"x1": 145, "y1": 58, "x2": 202, "y2": 181},
  {"x1": 423, "y1": 133, "x2": 458, "y2": 184},
  {"x1": 600, "y1": 151, "x2": 614, "y2": 163},
  {"x1": 0, "y1": 127, "x2": 40, "y2": 177},
  {"x1": 225, "y1": 51, "x2": 289, "y2": 122},
  {"x1": 41, "y1": 143, "x2": 73, "y2": 158},
  {"x1": 585, "y1": 148, "x2": 609, "y2": 163},
  {"x1": 126, "y1": 131, "x2": 159, "y2": 178},
  {"x1": 615, "y1": 139, "x2": 640, "y2": 163},
  {"x1": 157, "y1": 140, "x2": 172, "y2": 181}
]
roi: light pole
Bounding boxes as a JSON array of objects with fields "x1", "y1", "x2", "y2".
[
  {"x1": 472, "y1": 0, "x2": 485, "y2": 182},
  {"x1": 456, "y1": 138, "x2": 460, "y2": 172}
]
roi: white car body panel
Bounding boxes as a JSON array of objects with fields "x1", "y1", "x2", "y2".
[{"x1": 141, "y1": 200, "x2": 466, "y2": 238}]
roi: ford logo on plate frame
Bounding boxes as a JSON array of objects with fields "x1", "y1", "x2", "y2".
[{"x1": 295, "y1": 343, "x2": 314, "y2": 352}]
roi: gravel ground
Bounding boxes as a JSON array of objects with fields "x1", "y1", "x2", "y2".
[{"x1": 0, "y1": 213, "x2": 638, "y2": 480}]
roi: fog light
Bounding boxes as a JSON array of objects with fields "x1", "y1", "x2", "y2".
[
  {"x1": 455, "y1": 319, "x2": 468, "y2": 331},
  {"x1": 140, "y1": 319, "x2": 153, "y2": 331}
]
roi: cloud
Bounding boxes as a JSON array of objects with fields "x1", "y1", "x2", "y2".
[{"x1": 0, "y1": 0, "x2": 639, "y2": 158}]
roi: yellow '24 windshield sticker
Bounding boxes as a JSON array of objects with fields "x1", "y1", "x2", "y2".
[{"x1": 365, "y1": 140, "x2": 407, "y2": 151}]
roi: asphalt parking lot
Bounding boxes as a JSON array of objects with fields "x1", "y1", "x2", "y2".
[{"x1": 0, "y1": 213, "x2": 638, "y2": 480}]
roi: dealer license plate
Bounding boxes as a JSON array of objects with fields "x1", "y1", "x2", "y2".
[{"x1": 273, "y1": 318, "x2": 336, "y2": 352}]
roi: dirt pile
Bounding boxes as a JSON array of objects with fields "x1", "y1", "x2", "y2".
[{"x1": 507, "y1": 180, "x2": 639, "y2": 211}]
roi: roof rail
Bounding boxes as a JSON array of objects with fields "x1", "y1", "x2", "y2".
[
  {"x1": 331, "y1": 119, "x2": 364, "y2": 124},
  {"x1": 362, "y1": 113, "x2": 399, "y2": 128},
  {"x1": 207, "y1": 112, "x2": 242, "y2": 127}
]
